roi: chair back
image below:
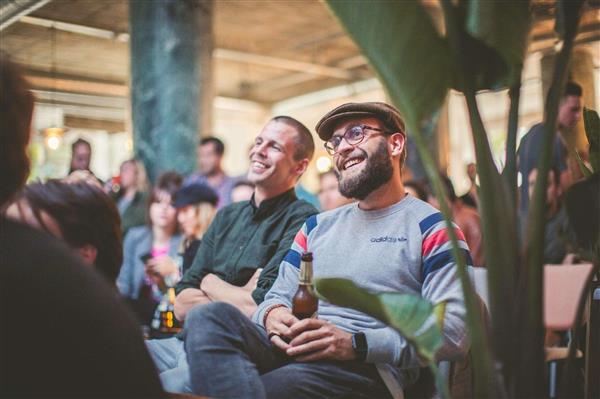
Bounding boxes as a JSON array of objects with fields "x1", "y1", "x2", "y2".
[{"x1": 544, "y1": 263, "x2": 593, "y2": 330}]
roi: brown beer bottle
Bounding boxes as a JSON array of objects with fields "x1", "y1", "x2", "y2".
[{"x1": 292, "y1": 252, "x2": 318, "y2": 319}]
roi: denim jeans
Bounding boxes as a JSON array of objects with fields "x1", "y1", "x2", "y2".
[
  {"x1": 185, "y1": 302, "x2": 392, "y2": 399},
  {"x1": 146, "y1": 336, "x2": 191, "y2": 393}
]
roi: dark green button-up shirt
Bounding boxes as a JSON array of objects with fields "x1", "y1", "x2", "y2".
[{"x1": 176, "y1": 188, "x2": 318, "y2": 304}]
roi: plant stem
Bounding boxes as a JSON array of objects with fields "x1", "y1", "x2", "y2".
[
  {"x1": 408, "y1": 116, "x2": 497, "y2": 399},
  {"x1": 440, "y1": 0, "x2": 519, "y2": 396},
  {"x1": 504, "y1": 81, "x2": 521, "y2": 210},
  {"x1": 522, "y1": 11, "x2": 581, "y2": 397}
]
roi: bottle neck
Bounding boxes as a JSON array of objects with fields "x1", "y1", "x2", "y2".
[{"x1": 299, "y1": 261, "x2": 313, "y2": 285}]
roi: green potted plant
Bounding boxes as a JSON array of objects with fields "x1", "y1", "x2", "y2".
[{"x1": 314, "y1": 1, "x2": 594, "y2": 398}]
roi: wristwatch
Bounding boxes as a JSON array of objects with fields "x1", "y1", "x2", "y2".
[{"x1": 352, "y1": 332, "x2": 368, "y2": 361}]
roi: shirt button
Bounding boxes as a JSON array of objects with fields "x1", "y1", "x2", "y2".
[{"x1": 239, "y1": 246, "x2": 243, "y2": 250}]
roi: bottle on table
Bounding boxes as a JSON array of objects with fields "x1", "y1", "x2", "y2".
[{"x1": 292, "y1": 251, "x2": 318, "y2": 320}]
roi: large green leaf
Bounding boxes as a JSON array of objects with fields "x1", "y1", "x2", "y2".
[
  {"x1": 326, "y1": 0, "x2": 452, "y2": 127},
  {"x1": 465, "y1": 1, "x2": 531, "y2": 85},
  {"x1": 313, "y1": 278, "x2": 444, "y2": 362},
  {"x1": 583, "y1": 107, "x2": 600, "y2": 173}
]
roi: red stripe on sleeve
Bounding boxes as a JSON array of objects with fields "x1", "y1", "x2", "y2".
[
  {"x1": 422, "y1": 227, "x2": 465, "y2": 258},
  {"x1": 293, "y1": 229, "x2": 308, "y2": 252}
]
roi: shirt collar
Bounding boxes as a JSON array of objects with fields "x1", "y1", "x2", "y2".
[{"x1": 249, "y1": 188, "x2": 297, "y2": 219}]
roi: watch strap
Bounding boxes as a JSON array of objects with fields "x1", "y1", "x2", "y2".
[{"x1": 352, "y1": 332, "x2": 368, "y2": 361}]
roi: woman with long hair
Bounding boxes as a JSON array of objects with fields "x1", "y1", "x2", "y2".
[
  {"x1": 117, "y1": 171, "x2": 182, "y2": 325},
  {"x1": 109, "y1": 158, "x2": 149, "y2": 236}
]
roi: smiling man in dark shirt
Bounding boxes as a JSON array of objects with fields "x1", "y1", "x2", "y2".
[{"x1": 146, "y1": 116, "x2": 318, "y2": 393}]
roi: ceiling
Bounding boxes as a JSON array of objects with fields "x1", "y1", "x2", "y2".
[{"x1": 1, "y1": 0, "x2": 598, "y2": 132}]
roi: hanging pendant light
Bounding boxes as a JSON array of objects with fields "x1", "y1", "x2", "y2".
[{"x1": 42, "y1": 24, "x2": 67, "y2": 149}]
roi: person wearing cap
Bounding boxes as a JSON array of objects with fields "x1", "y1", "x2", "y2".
[
  {"x1": 146, "y1": 116, "x2": 318, "y2": 394},
  {"x1": 184, "y1": 102, "x2": 469, "y2": 398},
  {"x1": 172, "y1": 182, "x2": 219, "y2": 275}
]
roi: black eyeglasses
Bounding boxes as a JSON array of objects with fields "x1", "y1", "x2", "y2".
[{"x1": 324, "y1": 124, "x2": 389, "y2": 155}]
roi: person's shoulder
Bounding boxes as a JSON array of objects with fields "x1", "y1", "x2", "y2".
[
  {"x1": 405, "y1": 195, "x2": 438, "y2": 214},
  {"x1": 290, "y1": 198, "x2": 319, "y2": 217},
  {"x1": 318, "y1": 201, "x2": 355, "y2": 220},
  {"x1": 1, "y1": 218, "x2": 72, "y2": 260},
  {"x1": 125, "y1": 225, "x2": 151, "y2": 242},
  {"x1": 521, "y1": 123, "x2": 545, "y2": 142},
  {"x1": 2, "y1": 218, "x2": 90, "y2": 282},
  {"x1": 403, "y1": 197, "x2": 445, "y2": 233},
  {"x1": 218, "y1": 199, "x2": 248, "y2": 215},
  {"x1": 133, "y1": 190, "x2": 149, "y2": 202}
]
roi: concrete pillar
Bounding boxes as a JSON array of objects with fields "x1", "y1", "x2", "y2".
[{"x1": 129, "y1": 0, "x2": 214, "y2": 183}]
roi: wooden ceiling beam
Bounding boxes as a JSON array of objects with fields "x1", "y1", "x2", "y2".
[
  {"x1": 64, "y1": 115, "x2": 125, "y2": 133},
  {"x1": 214, "y1": 48, "x2": 358, "y2": 80},
  {"x1": 0, "y1": 0, "x2": 51, "y2": 30},
  {"x1": 17, "y1": 15, "x2": 361, "y2": 80},
  {"x1": 26, "y1": 74, "x2": 128, "y2": 96}
]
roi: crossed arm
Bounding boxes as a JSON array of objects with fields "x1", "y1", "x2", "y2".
[{"x1": 173, "y1": 269, "x2": 260, "y2": 321}]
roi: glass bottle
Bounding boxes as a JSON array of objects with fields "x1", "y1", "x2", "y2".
[{"x1": 292, "y1": 252, "x2": 318, "y2": 319}]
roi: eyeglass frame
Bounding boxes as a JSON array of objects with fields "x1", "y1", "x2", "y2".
[{"x1": 324, "y1": 124, "x2": 391, "y2": 156}]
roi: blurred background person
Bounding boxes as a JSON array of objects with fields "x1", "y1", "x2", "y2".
[
  {"x1": 518, "y1": 82, "x2": 583, "y2": 215},
  {"x1": 185, "y1": 136, "x2": 234, "y2": 209},
  {"x1": 428, "y1": 173, "x2": 485, "y2": 267},
  {"x1": 68, "y1": 137, "x2": 102, "y2": 182},
  {"x1": 404, "y1": 179, "x2": 429, "y2": 202},
  {"x1": 523, "y1": 167, "x2": 573, "y2": 264},
  {"x1": 317, "y1": 169, "x2": 354, "y2": 211},
  {"x1": 7, "y1": 180, "x2": 123, "y2": 284},
  {"x1": 460, "y1": 162, "x2": 479, "y2": 208},
  {"x1": 64, "y1": 169, "x2": 103, "y2": 189},
  {"x1": 230, "y1": 179, "x2": 255, "y2": 203},
  {"x1": 110, "y1": 158, "x2": 149, "y2": 236},
  {"x1": 117, "y1": 171, "x2": 183, "y2": 326},
  {"x1": 1, "y1": 56, "x2": 164, "y2": 398},
  {"x1": 173, "y1": 182, "x2": 219, "y2": 275}
]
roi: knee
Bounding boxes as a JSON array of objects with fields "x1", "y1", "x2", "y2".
[
  {"x1": 145, "y1": 337, "x2": 182, "y2": 372},
  {"x1": 160, "y1": 366, "x2": 191, "y2": 394},
  {"x1": 186, "y1": 301, "x2": 244, "y2": 333}
]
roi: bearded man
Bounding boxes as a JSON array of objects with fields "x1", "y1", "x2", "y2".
[{"x1": 183, "y1": 102, "x2": 470, "y2": 398}]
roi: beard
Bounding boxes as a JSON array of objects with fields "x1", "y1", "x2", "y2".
[{"x1": 337, "y1": 139, "x2": 393, "y2": 200}]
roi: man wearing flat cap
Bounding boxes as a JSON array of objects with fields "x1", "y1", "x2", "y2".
[{"x1": 184, "y1": 102, "x2": 469, "y2": 398}]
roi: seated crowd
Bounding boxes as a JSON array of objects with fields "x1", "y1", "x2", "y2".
[{"x1": 1, "y1": 55, "x2": 586, "y2": 398}]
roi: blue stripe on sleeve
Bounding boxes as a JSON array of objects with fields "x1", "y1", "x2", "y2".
[
  {"x1": 419, "y1": 212, "x2": 444, "y2": 234},
  {"x1": 306, "y1": 215, "x2": 318, "y2": 235},
  {"x1": 283, "y1": 249, "x2": 302, "y2": 269},
  {"x1": 423, "y1": 248, "x2": 473, "y2": 280}
]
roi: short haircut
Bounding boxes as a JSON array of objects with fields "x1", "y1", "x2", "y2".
[
  {"x1": 17, "y1": 180, "x2": 123, "y2": 282},
  {"x1": 271, "y1": 116, "x2": 315, "y2": 162},
  {"x1": 200, "y1": 137, "x2": 225, "y2": 156},
  {"x1": 146, "y1": 171, "x2": 182, "y2": 225},
  {"x1": 72, "y1": 138, "x2": 91, "y2": 152},
  {"x1": 0, "y1": 56, "x2": 34, "y2": 206},
  {"x1": 564, "y1": 81, "x2": 582, "y2": 97}
]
